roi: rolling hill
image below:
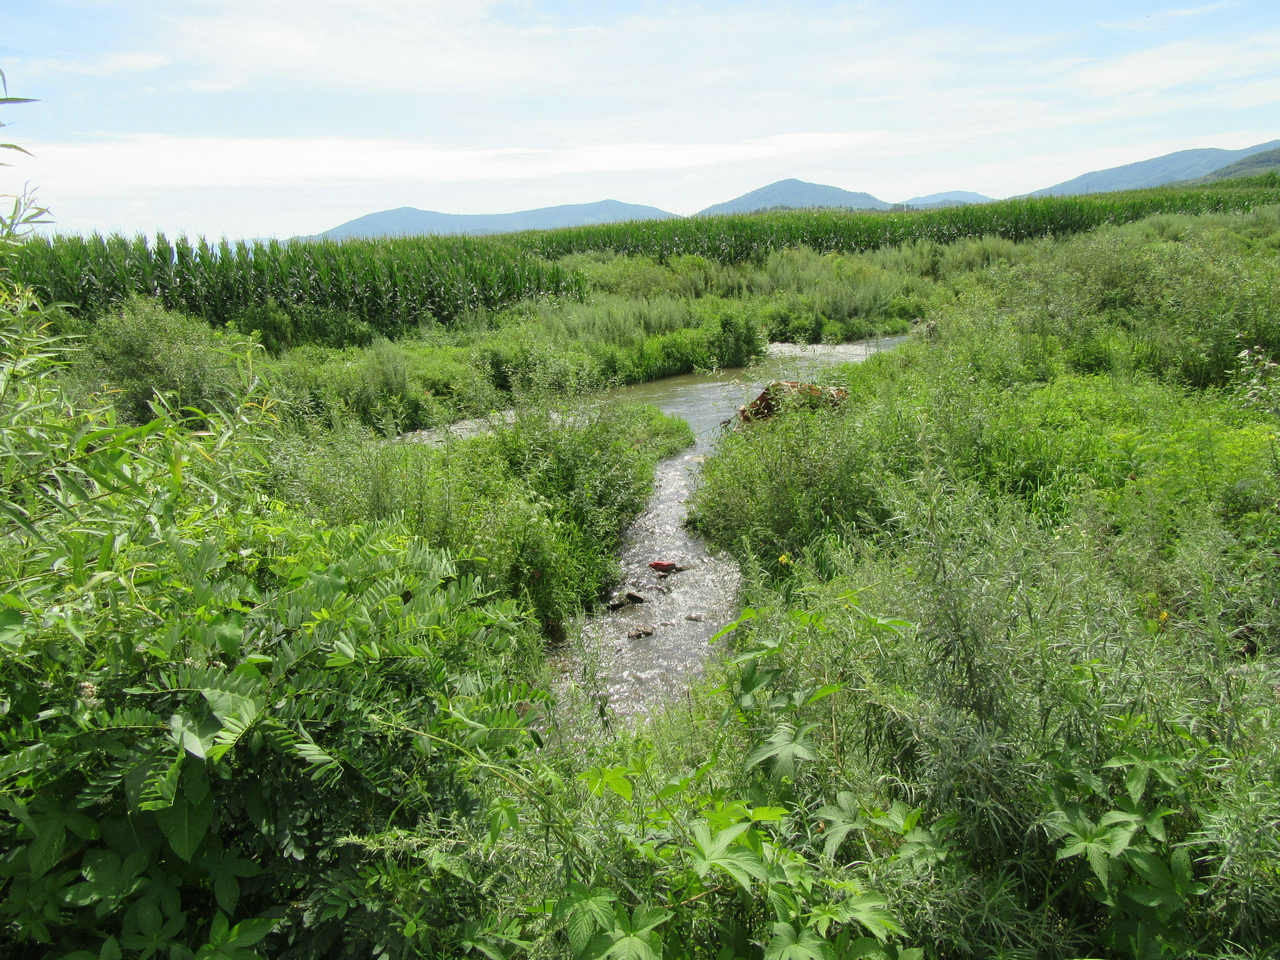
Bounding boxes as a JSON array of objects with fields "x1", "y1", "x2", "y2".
[
  {"x1": 1031, "y1": 140, "x2": 1280, "y2": 196},
  {"x1": 697, "y1": 179, "x2": 889, "y2": 215},
  {"x1": 315, "y1": 199, "x2": 679, "y2": 239},
  {"x1": 902, "y1": 191, "x2": 993, "y2": 208},
  {"x1": 1186, "y1": 147, "x2": 1280, "y2": 184}
]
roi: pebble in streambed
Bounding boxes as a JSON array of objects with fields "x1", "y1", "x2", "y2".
[
  {"x1": 555, "y1": 338, "x2": 904, "y2": 718},
  {"x1": 565, "y1": 450, "x2": 742, "y2": 718}
]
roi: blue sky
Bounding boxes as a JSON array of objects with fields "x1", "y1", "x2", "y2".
[{"x1": 2, "y1": 1, "x2": 1278, "y2": 237}]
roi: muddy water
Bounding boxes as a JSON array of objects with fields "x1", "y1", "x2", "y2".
[{"x1": 564, "y1": 338, "x2": 903, "y2": 717}]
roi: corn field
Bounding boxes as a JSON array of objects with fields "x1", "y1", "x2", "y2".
[
  {"x1": 5, "y1": 233, "x2": 587, "y2": 333},
  {"x1": 8, "y1": 181, "x2": 1280, "y2": 333},
  {"x1": 509, "y1": 182, "x2": 1280, "y2": 262}
]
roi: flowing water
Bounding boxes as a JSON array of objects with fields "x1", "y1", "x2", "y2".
[{"x1": 562, "y1": 338, "x2": 904, "y2": 717}]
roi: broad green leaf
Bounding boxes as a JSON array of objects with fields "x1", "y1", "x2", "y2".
[
  {"x1": 583, "y1": 904, "x2": 669, "y2": 960},
  {"x1": 169, "y1": 711, "x2": 221, "y2": 760},
  {"x1": 866, "y1": 802, "x2": 919, "y2": 836},
  {"x1": 627, "y1": 905, "x2": 671, "y2": 936},
  {"x1": 1123, "y1": 848, "x2": 1179, "y2": 915},
  {"x1": 690, "y1": 822, "x2": 767, "y2": 893},
  {"x1": 155, "y1": 772, "x2": 214, "y2": 862},
  {"x1": 61, "y1": 848, "x2": 148, "y2": 917},
  {"x1": 554, "y1": 882, "x2": 616, "y2": 955},
  {"x1": 836, "y1": 892, "x2": 902, "y2": 943},
  {"x1": 804, "y1": 683, "x2": 843, "y2": 706},
  {"x1": 580, "y1": 765, "x2": 634, "y2": 802},
  {"x1": 765, "y1": 922, "x2": 833, "y2": 960},
  {"x1": 488, "y1": 798, "x2": 519, "y2": 844},
  {"x1": 24, "y1": 801, "x2": 99, "y2": 878},
  {"x1": 210, "y1": 613, "x2": 244, "y2": 661},
  {"x1": 199, "y1": 846, "x2": 262, "y2": 915},
  {"x1": 751, "y1": 806, "x2": 788, "y2": 822},
  {"x1": 223, "y1": 916, "x2": 274, "y2": 949},
  {"x1": 710, "y1": 608, "x2": 756, "y2": 643},
  {"x1": 201, "y1": 687, "x2": 261, "y2": 727},
  {"x1": 815, "y1": 791, "x2": 865, "y2": 858},
  {"x1": 0, "y1": 605, "x2": 24, "y2": 643},
  {"x1": 745, "y1": 722, "x2": 819, "y2": 779}
]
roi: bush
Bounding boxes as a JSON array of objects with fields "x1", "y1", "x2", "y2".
[
  {"x1": 239, "y1": 298, "x2": 377, "y2": 354},
  {"x1": 268, "y1": 398, "x2": 693, "y2": 629},
  {"x1": 685, "y1": 216, "x2": 1280, "y2": 956},
  {"x1": 80, "y1": 297, "x2": 255, "y2": 424}
]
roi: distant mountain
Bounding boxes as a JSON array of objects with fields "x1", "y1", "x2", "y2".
[
  {"x1": 1186, "y1": 147, "x2": 1280, "y2": 184},
  {"x1": 315, "y1": 199, "x2": 679, "y2": 239},
  {"x1": 901, "y1": 191, "x2": 993, "y2": 209},
  {"x1": 698, "y1": 179, "x2": 889, "y2": 216},
  {"x1": 1031, "y1": 140, "x2": 1280, "y2": 196}
]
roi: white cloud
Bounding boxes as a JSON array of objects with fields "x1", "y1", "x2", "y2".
[
  {"x1": 13, "y1": 130, "x2": 888, "y2": 194},
  {"x1": 28, "y1": 52, "x2": 172, "y2": 76},
  {"x1": 6, "y1": 1, "x2": 1280, "y2": 236},
  {"x1": 1068, "y1": 33, "x2": 1280, "y2": 98}
]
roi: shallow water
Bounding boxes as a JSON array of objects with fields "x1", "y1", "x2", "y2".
[{"x1": 563, "y1": 337, "x2": 904, "y2": 717}]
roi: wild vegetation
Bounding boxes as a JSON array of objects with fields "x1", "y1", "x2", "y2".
[
  {"x1": 688, "y1": 209, "x2": 1280, "y2": 958},
  {"x1": 2, "y1": 162, "x2": 1279, "y2": 960},
  {"x1": 9, "y1": 181, "x2": 1280, "y2": 341}
]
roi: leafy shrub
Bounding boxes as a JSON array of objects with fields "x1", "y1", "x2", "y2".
[
  {"x1": 80, "y1": 297, "x2": 255, "y2": 424},
  {"x1": 269, "y1": 399, "x2": 693, "y2": 629},
  {"x1": 686, "y1": 213, "x2": 1280, "y2": 957},
  {"x1": 240, "y1": 299, "x2": 376, "y2": 354}
]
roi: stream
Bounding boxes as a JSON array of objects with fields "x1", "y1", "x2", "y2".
[{"x1": 562, "y1": 337, "x2": 904, "y2": 717}]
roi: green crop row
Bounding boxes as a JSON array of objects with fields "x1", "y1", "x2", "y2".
[
  {"x1": 507, "y1": 182, "x2": 1280, "y2": 263},
  {"x1": 5, "y1": 232, "x2": 587, "y2": 333},
  {"x1": 9, "y1": 181, "x2": 1280, "y2": 338}
]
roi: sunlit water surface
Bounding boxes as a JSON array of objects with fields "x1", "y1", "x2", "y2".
[{"x1": 559, "y1": 338, "x2": 905, "y2": 717}]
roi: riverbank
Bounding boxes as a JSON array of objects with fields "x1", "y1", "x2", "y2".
[
  {"x1": 562, "y1": 338, "x2": 901, "y2": 716},
  {"x1": 679, "y1": 210, "x2": 1280, "y2": 958},
  {"x1": 4, "y1": 204, "x2": 1279, "y2": 960}
]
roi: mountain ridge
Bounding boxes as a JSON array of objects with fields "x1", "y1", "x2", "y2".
[
  {"x1": 308, "y1": 140, "x2": 1280, "y2": 240},
  {"x1": 314, "y1": 198, "x2": 679, "y2": 240},
  {"x1": 903, "y1": 191, "x2": 993, "y2": 208},
  {"x1": 697, "y1": 178, "x2": 889, "y2": 215},
  {"x1": 1183, "y1": 147, "x2": 1280, "y2": 184},
  {"x1": 1031, "y1": 140, "x2": 1280, "y2": 196}
]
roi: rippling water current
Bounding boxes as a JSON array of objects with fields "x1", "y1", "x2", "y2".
[{"x1": 560, "y1": 338, "x2": 903, "y2": 717}]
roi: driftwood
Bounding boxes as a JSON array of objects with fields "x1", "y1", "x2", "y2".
[{"x1": 735, "y1": 380, "x2": 850, "y2": 423}]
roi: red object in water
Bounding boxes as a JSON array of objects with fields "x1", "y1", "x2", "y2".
[{"x1": 649, "y1": 561, "x2": 680, "y2": 573}]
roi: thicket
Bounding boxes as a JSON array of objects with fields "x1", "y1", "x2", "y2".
[
  {"x1": 6, "y1": 186, "x2": 1280, "y2": 960},
  {"x1": 228, "y1": 238, "x2": 1022, "y2": 435},
  {"x1": 2, "y1": 224, "x2": 929, "y2": 960},
  {"x1": 687, "y1": 208, "x2": 1280, "y2": 958}
]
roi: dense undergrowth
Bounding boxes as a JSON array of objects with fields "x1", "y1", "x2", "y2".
[
  {"x1": 66, "y1": 234, "x2": 1029, "y2": 436},
  {"x1": 688, "y1": 208, "x2": 1280, "y2": 958},
  {"x1": 2, "y1": 197, "x2": 1279, "y2": 960}
]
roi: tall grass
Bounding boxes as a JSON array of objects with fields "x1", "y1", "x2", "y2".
[{"x1": 682, "y1": 208, "x2": 1280, "y2": 957}]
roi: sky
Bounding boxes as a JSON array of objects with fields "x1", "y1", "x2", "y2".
[{"x1": 1, "y1": 0, "x2": 1278, "y2": 238}]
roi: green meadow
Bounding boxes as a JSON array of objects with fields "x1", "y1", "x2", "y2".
[{"x1": 2, "y1": 184, "x2": 1279, "y2": 959}]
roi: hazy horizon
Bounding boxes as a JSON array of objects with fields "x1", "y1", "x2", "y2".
[{"x1": 3, "y1": 1, "x2": 1279, "y2": 239}]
